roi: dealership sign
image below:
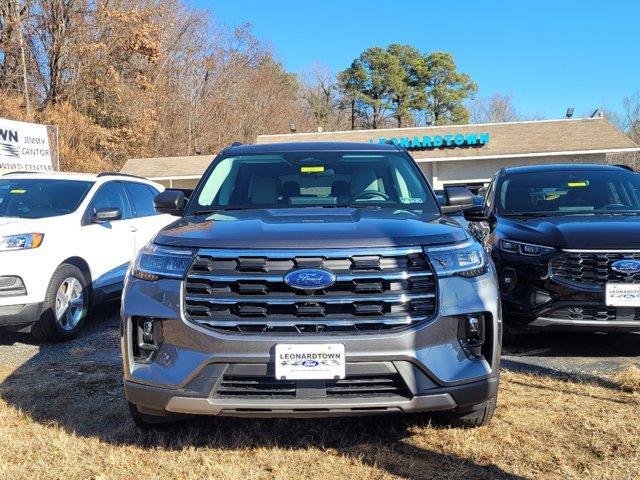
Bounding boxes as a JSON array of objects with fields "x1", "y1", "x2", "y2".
[
  {"x1": 0, "y1": 118, "x2": 53, "y2": 172},
  {"x1": 369, "y1": 132, "x2": 490, "y2": 150}
]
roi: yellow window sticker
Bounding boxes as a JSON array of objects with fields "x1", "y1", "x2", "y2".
[
  {"x1": 10, "y1": 189, "x2": 26, "y2": 194},
  {"x1": 567, "y1": 181, "x2": 588, "y2": 187},
  {"x1": 300, "y1": 166, "x2": 325, "y2": 173}
]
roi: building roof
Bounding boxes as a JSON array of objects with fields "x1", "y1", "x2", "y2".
[
  {"x1": 257, "y1": 118, "x2": 639, "y2": 162},
  {"x1": 120, "y1": 155, "x2": 216, "y2": 180},
  {"x1": 120, "y1": 118, "x2": 639, "y2": 179}
]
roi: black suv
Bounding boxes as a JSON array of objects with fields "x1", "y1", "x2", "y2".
[{"x1": 464, "y1": 164, "x2": 640, "y2": 341}]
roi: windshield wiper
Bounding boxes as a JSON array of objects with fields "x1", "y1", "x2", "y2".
[
  {"x1": 502, "y1": 212, "x2": 557, "y2": 217},
  {"x1": 192, "y1": 207, "x2": 246, "y2": 215},
  {"x1": 593, "y1": 211, "x2": 640, "y2": 216}
]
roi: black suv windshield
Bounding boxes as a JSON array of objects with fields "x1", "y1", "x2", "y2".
[
  {"x1": 189, "y1": 152, "x2": 438, "y2": 214},
  {"x1": 0, "y1": 178, "x2": 94, "y2": 219},
  {"x1": 497, "y1": 169, "x2": 640, "y2": 216}
]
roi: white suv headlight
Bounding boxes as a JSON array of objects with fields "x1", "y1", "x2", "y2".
[
  {"x1": 0, "y1": 233, "x2": 44, "y2": 251},
  {"x1": 132, "y1": 244, "x2": 194, "y2": 281},
  {"x1": 424, "y1": 240, "x2": 487, "y2": 278}
]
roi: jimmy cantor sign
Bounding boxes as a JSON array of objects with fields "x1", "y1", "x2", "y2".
[{"x1": 0, "y1": 118, "x2": 53, "y2": 173}]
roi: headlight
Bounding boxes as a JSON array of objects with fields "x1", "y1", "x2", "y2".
[
  {"x1": 498, "y1": 239, "x2": 554, "y2": 256},
  {"x1": 424, "y1": 240, "x2": 487, "y2": 278},
  {"x1": 0, "y1": 233, "x2": 44, "y2": 251},
  {"x1": 132, "y1": 244, "x2": 194, "y2": 281}
]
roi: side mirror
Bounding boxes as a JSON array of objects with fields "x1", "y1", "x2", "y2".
[
  {"x1": 154, "y1": 190, "x2": 186, "y2": 216},
  {"x1": 440, "y1": 186, "x2": 475, "y2": 213},
  {"x1": 463, "y1": 205, "x2": 488, "y2": 222},
  {"x1": 92, "y1": 207, "x2": 122, "y2": 223}
]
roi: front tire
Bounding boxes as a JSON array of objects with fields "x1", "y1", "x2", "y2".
[
  {"x1": 437, "y1": 396, "x2": 497, "y2": 428},
  {"x1": 128, "y1": 402, "x2": 173, "y2": 430},
  {"x1": 32, "y1": 263, "x2": 89, "y2": 342}
]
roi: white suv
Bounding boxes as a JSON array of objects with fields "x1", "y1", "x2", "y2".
[{"x1": 0, "y1": 172, "x2": 175, "y2": 341}]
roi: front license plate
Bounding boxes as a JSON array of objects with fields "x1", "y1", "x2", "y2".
[
  {"x1": 605, "y1": 283, "x2": 640, "y2": 307},
  {"x1": 275, "y1": 344, "x2": 345, "y2": 380}
]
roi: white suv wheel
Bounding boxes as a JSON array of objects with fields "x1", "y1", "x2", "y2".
[{"x1": 55, "y1": 276, "x2": 85, "y2": 330}]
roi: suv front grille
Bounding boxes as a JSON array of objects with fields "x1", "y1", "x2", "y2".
[
  {"x1": 214, "y1": 373, "x2": 410, "y2": 399},
  {"x1": 184, "y1": 247, "x2": 437, "y2": 334},
  {"x1": 550, "y1": 251, "x2": 640, "y2": 290}
]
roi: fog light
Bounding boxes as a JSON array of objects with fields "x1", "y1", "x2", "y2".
[
  {"x1": 501, "y1": 268, "x2": 517, "y2": 295},
  {"x1": 142, "y1": 320, "x2": 154, "y2": 344},
  {"x1": 133, "y1": 317, "x2": 163, "y2": 362},
  {"x1": 458, "y1": 314, "x2": 486, "y2": 358}
]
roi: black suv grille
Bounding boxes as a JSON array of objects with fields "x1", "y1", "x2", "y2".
[
  {"x1": 550, "y1": 251, "x2": 640, "y2": 289},
  {"x1": 184, "y1": 247, "x2": 437, "y2": 334},
  {"x1": 215, "y1": 373, "x2": 410, "y2": 399},
  {"x1": 550, "y1": 306, "x2": 640, "y2": 322}
]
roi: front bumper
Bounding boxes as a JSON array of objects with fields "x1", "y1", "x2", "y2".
[
  {"x1": 0, "y1": 301, "x2": 41, "y2": 328},
  {"x1": 125, "y1": 367, "x2": 499, "y2": 418},
  {"x1": 120, "y1": 266, "x2": 502, "y2": 418},
  {"x1": 496, "y1": 251, "x2": 640, "y2": 332}
]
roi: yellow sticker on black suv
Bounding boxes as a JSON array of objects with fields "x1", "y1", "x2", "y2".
[{"x1": 300, "y1": 166, "x2": 324, "y2": 173}]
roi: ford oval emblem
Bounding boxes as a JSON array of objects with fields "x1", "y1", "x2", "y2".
[
  {"x1": 284, "y1": 268, "x2": 336, "y2": 290},
  {"x1": 611, "y1": 259, "x2": 640, "y2": 274},
  {"x1": 301, "y1": 360, "x2": 319, "y2": 367}
]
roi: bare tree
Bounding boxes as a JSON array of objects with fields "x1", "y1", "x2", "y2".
[
  {"x1": 299, "y1": 64, "x2": 347, "y2": 132},
  {"x1": 622, "y1": 92, "x2": 640, "y2": 144},
  {"x1": 470, "y1": 93, "x2": 521, "y2": 124}
]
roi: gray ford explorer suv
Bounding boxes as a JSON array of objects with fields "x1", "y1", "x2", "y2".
[{"x1": 121, "y1": 142, "x2": 502, "y2": 429}]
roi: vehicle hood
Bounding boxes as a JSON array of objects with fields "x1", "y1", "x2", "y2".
[
  {"x1": 499, "y1": 214, "x2": 640, "y2": 249},
  {"x1": 153, "y1": 207, "x2": 468, "y2": 249},
  {"x1": 0, "y1": 215, "x2": 74, "y2": 236}
]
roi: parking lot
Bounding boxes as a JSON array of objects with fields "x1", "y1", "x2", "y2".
[{"x1": 1, "y1": 308, "x2": 639, "y2": 480}]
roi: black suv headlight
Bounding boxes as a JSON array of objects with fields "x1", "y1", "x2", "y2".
[
  {"x1": 132, "y1": 244, "x2": 194, "y2": 281},
  {"x1": 498, "y1": 239, "x2": 554, "y2": 256},
  {"x1": 424, "y1": 240, "x2": 487, "y2": 278}
]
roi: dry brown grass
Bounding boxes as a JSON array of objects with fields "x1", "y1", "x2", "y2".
[{"x1": 0, "y1": 362, "x2": 638, "y2": 480}]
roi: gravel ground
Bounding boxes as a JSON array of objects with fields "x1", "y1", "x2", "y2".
[
  {"x1": 1, "y1": 306, "x2": 639, "y2": 378},
  {"x1": 0, "y1": 303, "x2": 121, "y2": 368}
]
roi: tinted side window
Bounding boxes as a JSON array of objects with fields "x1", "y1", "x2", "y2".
[
  {"x1": 124, "y1": 182, "x2": 158, "y2": 217},
  {"x1": 89, "y1": 182, "x2": 131, "y2": 220}
]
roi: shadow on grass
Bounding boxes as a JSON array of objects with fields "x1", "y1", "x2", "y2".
[
  {"x1": 502, "y1": 331, "x2": 640, "y2": 359},
  {"x1": 0, "y1": 359, "x2": 525, "y2": 480}
]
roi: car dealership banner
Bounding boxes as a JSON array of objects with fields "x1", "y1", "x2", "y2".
[{"x1": 0, "y1": 117, "x2": 53, "y2": 174}]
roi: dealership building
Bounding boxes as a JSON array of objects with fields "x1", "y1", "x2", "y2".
[{"x1": 121, "y1": 118, "x2": 639, "y2": 189}]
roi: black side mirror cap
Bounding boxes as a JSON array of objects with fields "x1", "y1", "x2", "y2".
[
  {"x1": 154, "y1": 190, "x2": 186, "y2": 215},
  {"x1": 92, "y1": 207, "x2": 122, "y2": 223},
  {"x1": 463, "y1": 205, "x2": 488, "y2": 222},
  {"x1": 441, "y1": 186, "x2": 476, "y2": 213}
]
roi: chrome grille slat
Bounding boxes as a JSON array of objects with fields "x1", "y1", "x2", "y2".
[
  {"x1": 186, "y1": 271, "x2": 433, "y2": 282},
  {"x1": 184, "y1": 247, "x2": 437, "y2": 334},
  {"x1": 184, "y1": 292, "x2": 435, "y2": 304}
]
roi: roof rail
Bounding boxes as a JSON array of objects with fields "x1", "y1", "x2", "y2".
[
  {"x1": 97, "y1": 172, "x2": 145, "y2": 179},
  {"x1": 2, "y1": 171, "x2": 37, "y2": 176}
]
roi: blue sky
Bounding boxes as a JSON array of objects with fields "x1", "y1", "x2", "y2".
[{"x1": 190, "y1": 0, "x2": 639, "y2": 119}]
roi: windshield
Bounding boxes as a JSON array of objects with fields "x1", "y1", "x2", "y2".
[
  {"x1": 188, "y1": 152, "x2": 438, "y2": 214},
  {"x1": 497, "y1": 169, "x2": 640, "y2": 216},
  {"x1": 0, "y1": 179, "x2": 94, "y2": 219}
]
